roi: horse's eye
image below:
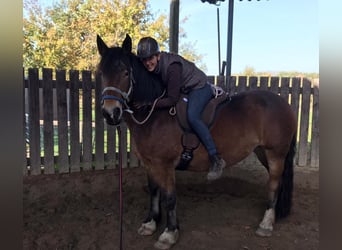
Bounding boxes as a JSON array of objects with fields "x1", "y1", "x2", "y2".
[{"x1": 124, "y1": 71, "x2": 129, "y2": 77}]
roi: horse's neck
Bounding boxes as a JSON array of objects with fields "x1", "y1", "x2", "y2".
[{"x1": 124, "y1": 109, "x2": 176, "y2": 132}]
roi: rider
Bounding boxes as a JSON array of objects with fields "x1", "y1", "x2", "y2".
[{"x1": 136, "y1": 36, "x2": 226, "y2": 181}]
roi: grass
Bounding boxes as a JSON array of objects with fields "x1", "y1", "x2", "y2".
[{"x1": 26, "y1": 124, "x2": 130, "y2": 157}]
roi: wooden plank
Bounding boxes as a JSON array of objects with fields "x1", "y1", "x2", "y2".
[
  {"x1": 249, "y1": 76, "x2": 258, "y2": 91},
  {"x1": 56, "y1": 70, "x2": 69, "y2": 173},
  {"x1": 228, "y1": 76, "x2": 236, "y2": 95},
  {"x1": 95, "y1": 73, "x2": 104, "y2": 170},
  {"x1": 310, "y1": 84, "x2": 319, "y2": 168},
  {"x1": 216, "y1": 75, "x2": 225, "y2": 90},
  {"x1": 129, "y1": 133, "x2": 139, "y2": 167},
  {"x1": 120, "y1": 123, "x2": 128, "y2": 168},
  {"x1": 69, "y1": 70, "x2": 81, "y2": 172},
  {"x1": 207, "y1": 75, "x2": 215, "y2": 85},
  {"x1": 290, "y1": 78, "x2": 301, "y2": 165},
  {"x1": 42, "y1": 68, "x2": 55, "y2": 174},
  {"x1": 28, "y1": 68, "x2": 41, "y2": 175},
  {"x1": 81, "y1": 70, "x2": 93, "y2": 170},
  {"x1": 237, "y1": 76, "x2": 247, "y2": 94},
  {"x1": 270, "y1": 76, "x2": 279, "y2": 94},
  {"x1": 106, "y1": 123, "x2": 117, "y2": 169},
  {"x1": 280, "y1": 77, "x2": 290, "y2": 103},
  {"x1": 298, "y1": 78, "x2": 311, "y2": 167},
  {"x1": 290, "y1": 78, "x2": 301, "y2": 123},
  {"x1": 259, "y1": 76, "x2": 269, "y2": 91}
]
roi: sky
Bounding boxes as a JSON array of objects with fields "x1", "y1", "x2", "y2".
[
  {"x1": 35, "y1": 0, "x2": 319, "y2": 75},
  {"x1": 149, "y1": 0, "x2": 319, "y2": 75}
]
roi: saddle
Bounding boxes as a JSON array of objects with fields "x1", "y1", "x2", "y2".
[{"x1": 174, "y1": 84, "x2": 230, "y2": 170}]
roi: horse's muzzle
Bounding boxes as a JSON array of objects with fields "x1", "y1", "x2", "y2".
[{"x1": 102, "y1": 106, "x2": 122, "y2": 126}]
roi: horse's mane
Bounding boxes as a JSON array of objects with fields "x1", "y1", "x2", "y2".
[{"x1": 129, "y1": 54, "x2": 165, "y2": 104}]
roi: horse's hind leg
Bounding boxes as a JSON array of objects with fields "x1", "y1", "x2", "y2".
[
  {"x1": 256, "y1": 150, "x2": 284, "y2": 237},
  {"x1": 254, "y1": 146, "x2": 269, "y2": 169},
  {"x1": 138, "y1": 176, "x2": 161, "y2": 236}
]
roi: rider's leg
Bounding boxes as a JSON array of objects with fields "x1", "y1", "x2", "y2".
[{"x1": 187, "y1": 83, "x2": 226, "y2": 180}]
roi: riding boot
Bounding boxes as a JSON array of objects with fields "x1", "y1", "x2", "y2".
[{"x1": 207, "y1": 154, "x2": 226, "y2": 181}]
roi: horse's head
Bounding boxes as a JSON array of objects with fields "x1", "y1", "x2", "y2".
[{"x1": 97, "y1": 34, "x2": 133, "y2": 125}]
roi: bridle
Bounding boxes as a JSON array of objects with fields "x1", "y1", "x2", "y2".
[
  {"x1": 101, "y1": 69, "x2": 134, "y2": 109},
  {"x1": 101, "y1": 68, "x2": 166, "y2": 125}
]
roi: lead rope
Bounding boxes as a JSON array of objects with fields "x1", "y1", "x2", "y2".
[
  {"x1": 117, "y1": 126, "x2": 123, "y2": 250},
  {"x1": 129, "y1": 90, "x2": 166, "y2": 125}
]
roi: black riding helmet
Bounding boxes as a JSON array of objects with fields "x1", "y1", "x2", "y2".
[{"x1": 137, "y1": 37, "x2": 160, "y2": 59}]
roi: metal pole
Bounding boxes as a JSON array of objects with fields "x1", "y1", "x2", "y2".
[
  {"x1": 217, "y1": 7, "x2": 222, "y2": 75},
  {"x1": 169, "y1": 0, "x2": 179, "y2": 53},
  {"x1": 225, "y1": 0, "x2": 234, "y2": 92}
]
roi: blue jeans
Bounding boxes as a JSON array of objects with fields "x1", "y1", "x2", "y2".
[{"x1": 187, "y1": 83, "x2": 217, "y2": 156}]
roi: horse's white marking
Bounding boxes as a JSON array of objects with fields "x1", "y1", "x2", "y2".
[
  {"x1": 154, "y1": 228, "x2": 179, "y2": 250},
  {"x1": 259, "y1": 208, "x2": 275, "y2": 231},
  {"x1": 137, "y1": 219, "x2": 157, "y2": 236},
  {"x1": 256, "y1": 208, "x2": 275, "y2": 237}
]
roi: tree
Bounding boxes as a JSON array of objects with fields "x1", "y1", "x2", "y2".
[
  {"x1": 23, "y1": 0, "x2": 204, "y2": 71},
  {"x1": 241, "y1": 65, "x2": 256, "y2": 76}
]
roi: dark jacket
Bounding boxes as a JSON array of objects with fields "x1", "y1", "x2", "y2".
[{"x1": 154, "y1": 52, "x2": 208, "y2": 108}]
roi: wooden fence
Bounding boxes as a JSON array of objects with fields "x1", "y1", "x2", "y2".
[{"x1": 23, "y1": 68, "x2": 319, "y2": 175}]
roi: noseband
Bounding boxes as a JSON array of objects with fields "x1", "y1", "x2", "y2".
[{"x1": 101, "y1": 70, "x2": 134, "y2": 107}]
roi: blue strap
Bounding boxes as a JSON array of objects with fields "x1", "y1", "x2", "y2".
[{"x1": 101, "y1": 95, "x2": 125, "y2": 104}]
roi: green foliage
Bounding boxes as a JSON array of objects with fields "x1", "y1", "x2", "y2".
[
  {"x1": 241, "y1": 65, "x2": 256, "y2": 76},
  {"x1": 239, "y1": 65, "x2": 319, "y2": 79},
  {"x1": 23, "y1": 0, "x2": 177, "y2": 70}
]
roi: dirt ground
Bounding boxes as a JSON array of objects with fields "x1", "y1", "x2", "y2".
[{"x1": 23, "y1": 160, "x2": 319, "y2": 250}]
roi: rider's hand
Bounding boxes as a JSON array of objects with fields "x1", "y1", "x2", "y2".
[{"x1": 132, "y1": 102, "x2": 151, "y2": 110}]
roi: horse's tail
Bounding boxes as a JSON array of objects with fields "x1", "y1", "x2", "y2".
[{"x1": 275, "y1": 133, "x2": 296, "y2": 219}]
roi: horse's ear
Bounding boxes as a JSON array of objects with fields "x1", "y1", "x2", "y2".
[
  {"x1": 122, "y1": 34, "x2": 132, "y2": 53},
  {"x1": 97, "y1": 35, "x2": 108, "y2": 56}
]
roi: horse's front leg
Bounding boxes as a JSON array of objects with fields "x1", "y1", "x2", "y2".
[
  {"x1": 154, "y1": 169, "x2": 179, "y2": 249},
  {"x1": 154, "y1": 186, "x2": 179, "y2": 249},
  {"x1": 138, "y1": 175, "x2": 161, "y2": 236}
]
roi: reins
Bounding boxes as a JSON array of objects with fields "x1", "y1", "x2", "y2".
[
  {"x1": 117, "y1": 125, "x2": 124, "y2": 250},
  {"x1": 129, "y1": 90, "x2": 166, "y2": 125}
]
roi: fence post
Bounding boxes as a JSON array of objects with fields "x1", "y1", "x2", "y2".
[
  {"x1": 69, "y1": 70, "x2": 81, "y2": 172},
  {"x1": 106, "y1": 123, "x2": 117, "y2": 169},
  {"x1": 56, "y1": 69, "x2": 69, "y2": 173},
  {"x1": 81, "y1": 70, "x2": 93, "y2": 170},
  {"x1": 280, "y1": 77, "x2": 290, "y2": 102},
  {"x1": 95, "y1": 72, "x2": 105, "y2": 170},
  {"x1": 298, "y1": 78, "x2": 311, "y2": 167},
  {"x1": 310, "y1": 84, "x2": 319, "y2": 168},
  {"x1": 42, "y1": 68, "x2": 55, "y2": 174},
  {"x1": 237, "y1": 76, "x2": 247, "y2": 93},
  {"x1": 249, "y1": 76, "x2": 258, "y2": 91},
  {"x1": 28, "y1": 68, "x2": 41, "y2": 175}
]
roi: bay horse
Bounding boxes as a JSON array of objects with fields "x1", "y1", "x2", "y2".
[{"x1": 97, "y1": 34, "x2": 297, "y2": 250}]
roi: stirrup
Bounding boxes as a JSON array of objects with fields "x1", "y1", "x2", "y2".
[
  {"x1": 176, "y1": 149, "x2": 193, "y2": 170},
  {"x1": 181, "y1": 150, "x2": 193, "y2": 161}
]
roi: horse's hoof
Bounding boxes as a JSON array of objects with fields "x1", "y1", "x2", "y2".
[
  {"x1": 255, "y1": 227, "x2": 273, "y2": 237},
  {"x1": 138, "y1": 219, "x2": 157, "y2": 236},
  {"x1": 154, "y1": 228, "x2": 179, "y2": 250}
]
